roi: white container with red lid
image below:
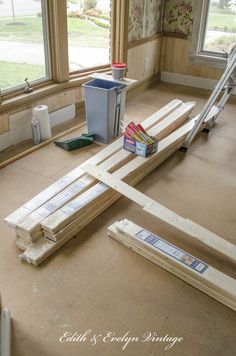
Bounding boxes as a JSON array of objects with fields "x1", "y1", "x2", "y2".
[{"x1": 111, "y1": 63, "x2": 127, "y2": 80}]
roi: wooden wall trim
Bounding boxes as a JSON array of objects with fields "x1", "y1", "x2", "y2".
[
  {"x1": 119, "y1": 0, "x2": 129, "y2": 63},
  {"x1": 111, "y1": 0, "x2": 118, "y2": 62},
  {"x1": 128, "y1": 33, "x2": 163, "y2": 49},
  {"x1": 0, "y1": 67, "x2": 110, "y2": 115},
  {"x1": 112, "y1": 0, "x2": 129, "y2": 63},
  {"x1": 47, "y1": 0, "x2": 69, "y2": 83},
  {"x1": 0, "y1": 115, "x2": 9, "y2": 135},
  {"x1": 127, "y1": 31, "x2": 188, "y2": 50},
  {"x1": 163, "y1": 32, "x2": 189, "y2": 40}
]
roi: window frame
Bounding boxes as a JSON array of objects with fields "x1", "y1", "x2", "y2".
[
  {"x1": 190, "y1": 0, "x2": 228, "y2": 68},
  {"x1": 67, "y1": 0, "x2": 112, "y2": 75},
  {"x1": 1, "y1": 0, "x2": 51, "y2": 95},
  {"x1": 0, "y1": 0, "x2": 128, "y2": 106}
]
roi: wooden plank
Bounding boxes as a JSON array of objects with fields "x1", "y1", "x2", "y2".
[
  {"x1": 119, "y1": 0, "x2": 129, "y2": 64},
  {"x1": 16, "y1": 236, "x2": 32, "y2": 251},
  {"x1": 161, "y1": 37, "x2": 223, "y2": 79},
  {"x1": 5, "y1": 99, "x2": 183, "y2": 227},
  {"x1": 15, "y1": 151, "x2": 133, "y2": 241},
  {"x1": 15, "y1": 175, "x2": 95, "y2": 241},
  {"x1": 108, "y1": 220, "x2": 236, "y2": 311},
  {"x1": 47, "y1": 0, "x2": 69, "y2": 82},
  {"x1": 0, "y1": 122, "x2": 85, "y2": 170},
  {"x1": 19, "y1": 192, "x2": 121, "y2": 264},
  {"x1": 19, "y1": 107, "x2": 216, "y2": 265},
  {"x1": 0, "y1": 114, "x2": 9, "y2": 135},
  {"x1": 128, "y1": 33, "x2": 162, "y2": 49},
  {"x1": 15, "y1": 101, "x2": 191, "y2": 241},
  {"x1": 41, "y1": 102, "x2": 194, "y2": 235},
  {"x1": 83, "y1": 164, "x2": 236, "y2": 263}
]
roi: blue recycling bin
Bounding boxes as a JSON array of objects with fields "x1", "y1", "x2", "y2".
[{"x1": 83, "y1": 79, "x2": 126, "y2": 143}]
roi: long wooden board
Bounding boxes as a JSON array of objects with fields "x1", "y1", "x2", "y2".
[
  {"x1": 15, "y1": 102, "x2": 194, "y2": 242},
  {"x1": 5, "y1": 99, "x2": 183, "y2": 227},
  {"x1": 83, "y1": 164, "x2": 236, "y2": 262},
  {"x1": 19, "y1": 107, "x2": 218, "y2": 265},
  {"x1": 41, "y1": 103, "x2": 194, "y2": 235},
  {"x1": 0, "y1": 122, "x2": 86, "y2": 170},
  {"x1": 108, "y1": 220, "x2": 236, "y2": 311}
]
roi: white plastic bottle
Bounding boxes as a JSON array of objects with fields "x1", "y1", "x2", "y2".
[{"x1": 31, "y1": 117, "x2": 41, "y2": 144}]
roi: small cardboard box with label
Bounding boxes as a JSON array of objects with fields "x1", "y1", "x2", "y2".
[{"x1": 123, "y1": 122, "x2": 158, "y2": 157}]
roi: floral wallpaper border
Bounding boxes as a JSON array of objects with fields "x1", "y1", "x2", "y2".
[
  {"x1": 128, "y1": 0, "x2": 194, "y2": 43},
  {"x1": 128, "y1": 0, "x2": 163, "y2": 43},
  {"x1": 163, "y1": 0, "x2": 194, "y2": 35}
]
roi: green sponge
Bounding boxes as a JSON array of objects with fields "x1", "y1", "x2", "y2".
[{"x1": 54, "y1": 133, "x2": 94, "y2": 151}]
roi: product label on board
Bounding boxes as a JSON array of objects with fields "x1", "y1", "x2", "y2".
[
  {"x1": 135, "y1": 230, "x2": 209, "y2": 274},
  {"x1": 24, "y1": 176, "x2": 74, "y2": 211},
  {"x1": 61, "y1": 183, "x2": 108, "y2": 216},
  {"x1": 36, "y1": 179, "x2": 89, "y2": 217}
]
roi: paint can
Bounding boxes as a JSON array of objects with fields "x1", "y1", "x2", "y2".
[{"x1": 111, "y1": 63, "x2": 127, "y2": 80}]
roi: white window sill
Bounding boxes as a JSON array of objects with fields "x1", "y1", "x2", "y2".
[{"x1": 189, "y1": 53, "x2": 228, "y2": 69}]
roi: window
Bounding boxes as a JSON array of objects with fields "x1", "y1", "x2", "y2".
[
  {"x1": 191, "y1": 0, "x2": 236, "y2": 64},
  {"x1": 0, "y1": 0, "x2": 125, "y2": 100},
  {"x1": 67, "y1": 0, "x2": 111, "y2": 72},
  {"x1": 0, "y1": 0, "x2": 50, "y2": 93}
]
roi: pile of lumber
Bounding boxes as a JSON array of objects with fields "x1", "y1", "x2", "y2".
[
  {"x1": 5, "y1": 98, "x2": 212, "y2": 266},
  {"x1": 108, "y1": 220, "x2": 236, "y2": 311},
  {"x1": 83, "y1": 163, "x2": 236, "y2": 262}
]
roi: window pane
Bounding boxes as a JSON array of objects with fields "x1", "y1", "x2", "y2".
[
  {"x1": 67, "y1": 0, "x2": 111, "y2": 72},
  {"x1": 0, "y1": 0, "x2": 50, "y2": 92},
  {"x1": 203, "y1": 0, "x2": 236, "y2": 53}
]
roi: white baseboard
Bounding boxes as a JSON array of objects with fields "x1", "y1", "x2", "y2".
[{"x1": 161, "y1": 71, "x2": 236, "y2": 94}]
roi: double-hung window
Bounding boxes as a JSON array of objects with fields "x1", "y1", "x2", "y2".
[
  {"x1": 191, "y1": 0, "x2": 236, "y2": 65},
  {"x1": 67, "y1": 0, "x2": 111, "y2": 73},
  {"x1": 0, "y1": 0, "x2": 50, "y2": 93},
  {"x1": 0, "y1": 0, "x2": 120, "y2": 98}
]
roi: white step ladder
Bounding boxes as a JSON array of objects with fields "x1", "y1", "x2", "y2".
[{"x1": 180, "y1": 46, "x2": 236, "y2": 151}]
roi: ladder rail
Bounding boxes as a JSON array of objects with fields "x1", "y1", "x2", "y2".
[{"x1": 182, "y1": 49, "x2": 236, "y2": 149}]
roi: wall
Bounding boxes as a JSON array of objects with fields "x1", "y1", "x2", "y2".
[
  {"x1": 161, "y1": 37, "x2": 223, "y2": 80},
  {"x1": 127, "y1": 39, "x2": 162, "y2": 82},
  {"x1": 163, "y1": 0, "x2": 194, "y2": 35},
  {"x1": 128, "y1": 0, "x2": 163, "y2": 42},
  {"x1": 0, "y1": 87, "x2": 83, "y2": 151},
  {"x1": 127, "y1": 0, "x2": 163, "y2": 82},
  {"x1": 0, "y1": 0, "x2": 164, "y2": 145},
  {"x1": 161, "y1": 0, "x2": 224, "y2": 81},
  {"x1": 0, "y1": 0, "x2": 227, "y2": 150}
]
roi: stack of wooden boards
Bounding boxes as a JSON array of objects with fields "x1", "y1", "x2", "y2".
[
  {"x1": 0, "y1": 295, "x2": 11, "y2": 356},
  {"x1": 108, "y1": 220, "x2": 236, "y2": 311},
  {"x1": 5, "y1": 98, "x2": 221, "y2": 266},
  {"x1": 83, "y1": 163, "x2": 236, "y2": 262}
]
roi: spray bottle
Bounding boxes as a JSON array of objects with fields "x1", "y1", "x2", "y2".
[{"x1": 31, "y1": 116, "x2": 41, "y2": 144}]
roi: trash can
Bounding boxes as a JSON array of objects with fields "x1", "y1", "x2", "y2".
[{"x1": 83, "y1": 79, "x2": 126, "y2": 143}]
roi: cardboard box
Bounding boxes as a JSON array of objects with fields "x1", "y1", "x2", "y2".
[{"x1": 123, "y1": 136, "x2": 158, "y2": 157}]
